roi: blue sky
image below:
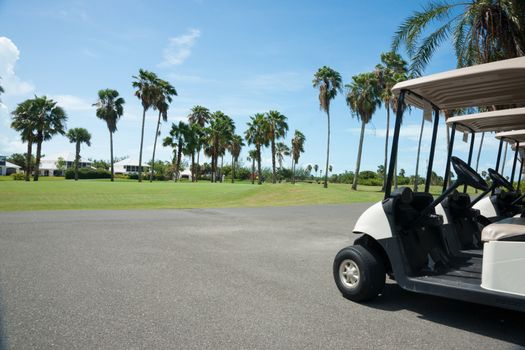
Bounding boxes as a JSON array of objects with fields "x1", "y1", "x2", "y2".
[{"x1": 0, "y1": 0, "x2": 510, "y2": 177}]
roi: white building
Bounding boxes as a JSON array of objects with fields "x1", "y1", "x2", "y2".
[
  {"x1": 114, "y1": 158, "x2": 150, "y2": 174},
  {"x1": 39, "y1": 153, "x2": 92, "y2": 176},
  {"x1": 0, "y1": 156, "x2": 21, "y2": 176}
]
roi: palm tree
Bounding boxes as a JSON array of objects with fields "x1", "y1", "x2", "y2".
[
  {"x1": 166, "y1": 121, "x2": 190, "y2": 181},
  {"x1": 93, "y1": 89, "x2": 125, "y2": 182},
  {"x1": 132, "y1": 69, "x2": 160, "y2": 182},
  {"x1": 245, "y1": 113, "x2": 269, "y2": 185},
  {"x1": 306, "y1": 164, "x2": 313, "y2": 176},
  {"x1": 313, "y1": 164, "x2": 319, "y2": 179},
  {"x1": 374, "y1": 52, "x2": 409, "y2": 191},
  {"x1": 393, "y1": 0, "x2": 525, "y2": 75},
  {"x1": 265, "y1": 110, "x2": 288, "y2": 183},
  {"x1": 11, "y1": 99, "x2": 37, "y2": 181},
  {"x1": 150, "y1": 79, "x2": 177, "y2": 182},
  {"x1": 184, "y1": 123, "x2": 204, "y2": 182},
  {"x1": 275, "y1": 142, "x2": 290, "y2": 170},
  {"x1": 229, "y1": 134, "x2": 245, "y2": 183},
  {"x1": 188, "y1": 105, "x2": 211, "y2": 181},
  {"x1": 66, "y1": 128, "x2": 92, "y2": 181},
  {"x1": 346, "y1": 72, "x2": 381, "y2": 190},
  {"x1": 206, "y1": 111, "x2": 235, "y2": 182},
  {"x1": 313, "y1": 66, "x2": 342, "y2": 188},
  {"x1": 31, "y1": 96, "x2": 67, "y2": 181},
  {"x1": 247, "y1": 150, "x2": 258, "y2": 184},
  {"x1": 291, "y1": 130, "x2": 305, "y2": 184}
]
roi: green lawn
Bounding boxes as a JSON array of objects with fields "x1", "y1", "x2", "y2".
[{"x1": 0, "y1": 176, "x2": 464, "y2": 212}]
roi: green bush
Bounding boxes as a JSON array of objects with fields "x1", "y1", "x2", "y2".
[
  {"x1": 11, "y1": 173, "x2": 25, "y2": 181},
  {"x1": 65, "y1": 168, "x2": 111, "y2": 179}
]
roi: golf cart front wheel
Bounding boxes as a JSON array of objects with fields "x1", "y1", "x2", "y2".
[{"x1": 333, "y1": 245, "x2": 385, "y2": 301}]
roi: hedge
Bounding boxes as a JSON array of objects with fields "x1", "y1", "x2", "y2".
[{"x1": 65, "y1": 168, "x2": 111, "y2": 179}]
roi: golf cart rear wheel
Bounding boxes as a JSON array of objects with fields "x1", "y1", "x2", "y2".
[{"x1": 333, "y1": 245, "x2": 385, "y2": 301}]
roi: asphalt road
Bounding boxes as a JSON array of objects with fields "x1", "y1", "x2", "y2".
[{"x1": 0, "y1": 204, "x2": 524, "y2": 349}]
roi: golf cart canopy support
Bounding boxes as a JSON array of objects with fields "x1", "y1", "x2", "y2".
[{"x1": 385, "y1": 57, "x2": 525, "y2": 198}]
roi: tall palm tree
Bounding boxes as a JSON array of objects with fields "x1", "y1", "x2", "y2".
[
  {"x1": 393, "y1": 0, "x2": 525, "y2": 76},
  {"x1": 31, "y1": 96, "x2": 67, "y2": 181},
  {"x1": 275, "y1": 142, "x2": 290, "y2": 170},
  {"x1": 206, "y1": 111, "x2": 235, "y2": 182},
  {"x1": 229, "y1": 134, "x2": 245, "y2": 183},
  {"x1": 132, "y1": 69, "x2": 160, "y2": 182},
  {"x1": 11, "y1": 99, "x2": 36, "y2": 181},
  {"x1": 166, "y1": 121, "x2": 190, "y2": 181},
  {"x1": 93, "y1": 89, "x2": 125, "y2": 182},
  {"x1": 247, "y1": 149, "x2": 258, "y2": 184},
  {"x1": 291, "y1": 130, "x2": 305, "y2": 184},
  {"x1": 150, "y1": 79, "x2": 177, "y2": 182},
  {"x1": 265, "y1": 110, "x2": 288, "y2": 183},
  {"x1": 184, "y1": 123, "x2": 204, "y2": 182},
  {"x1": 188, "y1": 105, "x2": 211, "y2": 181},
  {"x1": 66, "y1": 128, "x2": 92, "y2": 181},
  {"x1": 313, "y1": 164, "x2": 319, "y2": 178},
  {"x1": 374, "y1": 52, "x2": 409, "y2": 191},
  {"x1": 346, "y1": 72, "x2": 381, "y2": 190},
  {"x1": 245, "y1": 113, "x2": 269, "y2": 185},
  {"x1": 313, "y1": 66, "x2": 342, "y2": 188}
]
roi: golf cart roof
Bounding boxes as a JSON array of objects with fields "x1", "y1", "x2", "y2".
[
  {"x1": 392, "y1": 57, "x2": 525, "y2": 110},
  {"x1": 495, "y1": 130, "x2": 525, "y2": 143},
  {"x1": 446, "y1": 107, "x2": 525, "y2": 133}
]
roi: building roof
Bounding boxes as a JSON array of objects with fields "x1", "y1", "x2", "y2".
[
  {"x1": 41, "y1": 152, "x2": 91, "y2": 163},
  {"x1": 446, "y1": 107, "x2": 525, "y2": 133},
  {"x1": 4, "y1": 161, "x2": 20, "y2": 168},
  {"x1": 114, "y1": 158, "x2": 149, "y2": 167},
  {"x1": 392, "y1": 56, "x2": 525, "y2": 110}
]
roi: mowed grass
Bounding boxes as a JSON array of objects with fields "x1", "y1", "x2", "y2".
[
  {"x1": 0, "y1": 177, "x2": 386, "y2": 211},
  {"x1": 0, "y1": 177, "x2": 461, "y2": 212}
]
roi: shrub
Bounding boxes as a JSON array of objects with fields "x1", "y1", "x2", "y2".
[
  {"x1": 65, "y1": 168, "x2": 111, "y2": 179},
  {"x1": 11, "y1": 173, "x2": 25, "y2": 181}
]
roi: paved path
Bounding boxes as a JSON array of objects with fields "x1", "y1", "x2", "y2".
[{"x1": 0, "y1": 205, "x2": 524, "y2": 349}]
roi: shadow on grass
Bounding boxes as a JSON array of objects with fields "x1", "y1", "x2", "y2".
[{"x1": 362, "y1": 282, "x2": 525, "y2": 346}]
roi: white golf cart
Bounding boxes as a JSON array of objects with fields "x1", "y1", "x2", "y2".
[{"x1": 333, "y1": 57, "x2": 525, "y2": 311}]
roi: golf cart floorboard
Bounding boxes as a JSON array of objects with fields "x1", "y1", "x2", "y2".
[{"x1": 403, "y1": 256, "x2": 525, "y2": 311}]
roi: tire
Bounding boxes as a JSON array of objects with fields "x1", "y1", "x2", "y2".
[{"x1": 333, "y1": 245, "x2": 385, "y2": 302}]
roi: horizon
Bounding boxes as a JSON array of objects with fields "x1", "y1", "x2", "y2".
[{"x1": 0, "y1": 0, "x2": 510, "y2": 178}]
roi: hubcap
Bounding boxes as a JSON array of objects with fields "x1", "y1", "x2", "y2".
[{"x1": 339, "y1": 259, "x2": 360, "y2": 289}]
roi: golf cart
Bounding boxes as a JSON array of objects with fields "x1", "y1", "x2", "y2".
[
  {"x1": 333, "y1": 57, "x2": 525, "y2": 311},
  {"x1": 431, "y1": 108, "x2": 525, "y2": 251}
]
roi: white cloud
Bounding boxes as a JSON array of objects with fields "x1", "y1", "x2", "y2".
[
  {"x1": 159, "y1": 29, "x2": 201, "y2": 67},
  {"x1": 0, "y1": 133, "x2": 25, "y2": 154},
  {"x1": 50, "y1": 94, "x2": 93, "y2": 112},
  {"x1": 0, "y1": 37, "x2": 35, "y2": 96}
]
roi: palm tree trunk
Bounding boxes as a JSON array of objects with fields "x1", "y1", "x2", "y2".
[
  {"x1": 33, "y1": 134, "x2": 43, "y2": 181},
  {"x1": 251, "y1": 158, "x2": 255, "y2": 184},
  {"x1": 196, "y1": 149, "x2": 200, "y2": 182},
  {"x1": 324, "y1": 111, "x2": 331, "y2": 188},
  {"x1": 220, "y1": 156, "x2": 224, "y2": 183},
  {"x1": 74, "y1": 141, "x2": 80, "y2": 181},
  {"x1": 414, "y1": 115, "x2": 425, "y2": 191},
  {"x1": 382, "y1": 106, "x2": 390, "y2": 191},
  {"x1": 110, "y1": 131, "x2": 114, "y2": 182},
  {"x1": 352, "y1": 121, "x2": 366, "y2": 190},
  {"x1": 25, "y1": 140, "x2": 32, "y2": 181},
  {"x1": 271, "y1": 138, "x2": 276, "y2": 184},
  {"x1": 150, "y1": 110, "x2": 162, "y2": 182},
  {"x1": 191, "y1": 151, "x2": 195, "y2": 182},
  {"x1": 257, "y1": 145, "x2": 262, "y2": 185},
  {"x1": 231, "y1": 155, "x2": 235, "y2": 183},
  {"x1": 175, "y1": 141, "x2": 183, "y2": 182},
  {"x1": 138, "y1": 108, "x2": 146, "y2": 182},
  {"x1": 474, "y1": 132, "x2": 485, "y2": 193},
  {"x1": 291, "y1": 157, "x2": 295, "y2": 184}
]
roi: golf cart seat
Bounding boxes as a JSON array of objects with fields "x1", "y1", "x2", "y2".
[{"x1": 481, "y1": 217, "x2": 525, "y2": 241}]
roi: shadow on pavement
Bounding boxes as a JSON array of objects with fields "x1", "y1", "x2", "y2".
[{"x1": 363, "y1": 282, "x2": 525, "y2": 346}]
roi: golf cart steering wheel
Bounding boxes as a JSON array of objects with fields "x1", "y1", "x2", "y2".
[
  {"x1": 451, "y1": 156, "x2": 489, "y2": 191},
  {"x1": 488, "y1": 168, "x2": 514, "y2": 191}
]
